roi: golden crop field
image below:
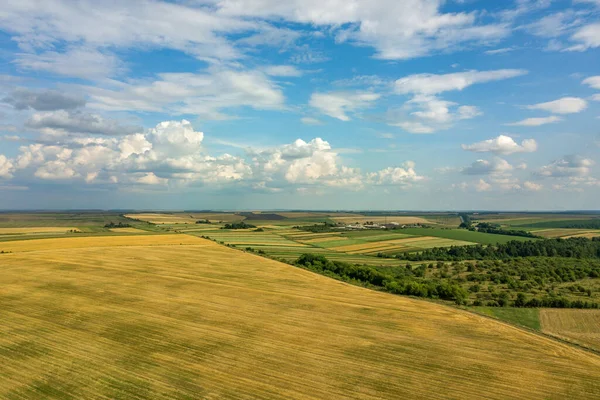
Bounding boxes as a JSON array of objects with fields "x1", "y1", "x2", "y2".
[
  {"x1": 1, "y1": 235, "x2": 599, "y2": 399},
  {"x1": 330, "y1": 216, "x2": 431, "y2": 225},
  {"x1": 563, "y1": 231, "x2": 600, "y2": 239},
  {"x1": 0, "y1": 234, "x2": 193, "y2": 253},
  {"x1": 128, "y1": 212, "x2": 245, "y2": 224},
  {"x1": 109, "y1": 227, "x2": 148, "y2": 233},
  {"x1": 190, "y1": 213, "x2": 245, "y2": 222},
  {"x1": 0, "y1": 227, "x2": 80, "y2": 234},
  {"x1": 331, "y1": 236, "x2": 475, "y2": 254},
  {"x1": 533, "y1": 229, "x2": 596, "y2": 238},
  {"x1": 540, "y1": 309, "x2": 600, "y2": 351},
  {"x1": 332, "y1": 239, "x2": 412, "y2": 253}
]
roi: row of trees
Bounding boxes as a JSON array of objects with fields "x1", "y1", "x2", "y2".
[
  {"x1": 104, "y1": 222, "x2": 131, "y2": 228},
  {"x1": 397, "y1": 237, "x2": 600, "y2": 261},
  {"x1": 474, "y1": 222, "x2": 539, "y2": 238},
  {"x1": 296, "y1": 223, "x2": 337, "y2": 233}
]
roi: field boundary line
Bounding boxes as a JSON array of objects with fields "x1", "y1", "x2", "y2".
[{"x1": 461, "y1": 307, "x2": 600, "y2": 357}]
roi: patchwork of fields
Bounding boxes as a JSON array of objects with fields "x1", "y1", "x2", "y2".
[
  {"x1": 533, "y1": 228, "x2": 600, "y2": 239},
  {"x1": 1, "y1": 235, "x2": 599, "y2": 399},
  {"x1": 186, "y1": 226, "x2": 494, "y2": 266},
  {"x1": 176, "y1": 218, "x2": 553, "y2": 267},
  {"x1": 0, "y1": 227, "x2": 80, "y2": 234}
]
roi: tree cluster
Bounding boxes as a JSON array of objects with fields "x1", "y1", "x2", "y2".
[
  {"x1": 104, "y1": 222, "x2": 131, "y2": 228},
  {"x1": 295, "y1": 223, "x2": 337, "y2": 233},
  {"x1": 221, "y1": 221, "x2": 256, "y2": 229},
  {"x1": 295, "y1": 254, "x2": 469, "y2": 305}
]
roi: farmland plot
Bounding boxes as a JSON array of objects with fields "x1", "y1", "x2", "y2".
[
  {"x1": 540, "y1": 309, "x2": 600, "y2": 351},
  {"x1": 0, "y1": 227, "x2": 80, "y2": 235},
  {"x1": 0, "y1": 235, "x2": 599, "y2": 399}
]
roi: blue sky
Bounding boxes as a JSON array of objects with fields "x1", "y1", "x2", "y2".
[{"x1": 0, "y1": 0, "x2": 599, "y2": 210}]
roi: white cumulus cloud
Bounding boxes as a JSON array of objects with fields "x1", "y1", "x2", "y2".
[
  {"x1": 0, "y1": 155, "x2": 14, "y2": 178},
  {"x1": 475, "y1": 179, "x2": 492, "y2": 192},
  {"x1": 538, "y1": 155, "x2": 595, "y2": 177},
  {"x1": 462, "y1": 135, "x2": 537, "y2": 155},
  {"x1": 583, "y1": 76, "x2": 600, "y2": 89},
  {"x1": 462, "y1": 158, "x2": 513, "y2": 175},
  {"x1": 523, "y1": 181, "x2": 543, "y2": 191}
]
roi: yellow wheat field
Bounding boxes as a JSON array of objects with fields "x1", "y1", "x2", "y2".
[
  {"x1": 108, "y1": 227, "x2": 148, "y2": 233},
  {"x1": 0, "y1": 227, "x2": 80, "y2": 234},
  {"x1": 563, "y1": 231, "x2": 600, "y2": 239},
  {"x1": 332, "y1": 236, "x2": 441, "y2": 252},
  {"x1": 0, "y1": 235, "x2": 599, "y2": 399},
  {"x1": 127, "y1": 212, "x2": 244, "y2": 224},
  {"x1": 533, "y1": 229, "x2": 596, "y2": 238},
  {"x1": 0, "y1": 234, "x2": 196, "y2": 253},
  {"x1": 540, "y1": 309, "x2": 600, "y2": 351},
  {"x1": 124, "y1": 213, "x2": 196, "y2": 224}
]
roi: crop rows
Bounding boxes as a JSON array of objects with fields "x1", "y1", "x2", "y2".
[{"x1": 0, "y1": 236, "x2": 599, "y2": 399}]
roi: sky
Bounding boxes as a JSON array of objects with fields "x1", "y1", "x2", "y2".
[{"x1": 0, "y1": 0, "x2": 599, "y2": 211}]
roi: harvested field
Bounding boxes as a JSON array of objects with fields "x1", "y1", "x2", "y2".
[
  {"x1": 332, "y1": 239, "x2": 417, "y2": 253},
  {"x1": 0, "y1": 234, "x2": 190, "y2": 253},
  {"x1": 0, "y1": 236, "x2": 599, "y2": 399},
  {"x1": 190, "y1": 213, "x2": 245, "y2": 222},
  {"x1": 125, "y1": 213, "x2": 196, "y2": 224},
  {"x1": 540, "y1": 309, "x2": 600, "y2": 351},
  {"x1": 563, "y1": 231, "x2": 600, "y2": 239},
  {"x1": 332, "y1": 236, "x2": 475, "y2": 254},
  {"x1": 359, "y1": 233, "x2": 415, "y2": 242},
  {"x1": 108, "y1": 227, "x2": 148, "y2": 234},
  {"x1": 0, "y1": 227, "x2": 80, "y2": 234},
  {"x1": 532, "y1": 229, "x2": 594, "y2": 238}
]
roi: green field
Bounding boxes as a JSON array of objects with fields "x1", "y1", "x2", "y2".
[
  {"x1": 190, "y1": 226, "x2": 485, "y2": 267},
  {"x1": 471, "y1": 307, "x2": 541, "y2": 330},
  {"x1": 400, "y1": 227, "x2": 536, "y2": 244}
]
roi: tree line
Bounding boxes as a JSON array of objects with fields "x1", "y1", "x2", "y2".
[
  {"x1": 397, "y1": 237, "x2": 600, "y2": 261},
  {"x1": 474, "y1": 222, "x2": 539, "y2": 238},
  {"x1": 104, "y1": 222, "x2": 131, "y2": 228}
]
